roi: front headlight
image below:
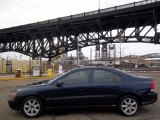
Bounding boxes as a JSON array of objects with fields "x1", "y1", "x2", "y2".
[{"x1": 9, "y1": 92, "x2": 17, "y2": 101}]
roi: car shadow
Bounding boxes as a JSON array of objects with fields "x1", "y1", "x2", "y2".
[
  {"x1": 44, "y1": 106, "x2": 156, "y2": 118},
  {"x1": 10, "y1": 106, "x2": 155, "y2": 119},
  {"x1": 45, "y1": 107, "x2": 119, "y2": 116}
]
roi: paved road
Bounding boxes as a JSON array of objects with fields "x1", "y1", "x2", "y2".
[{"x1": 0, "y1": 72, "x2": 159, "y2": 120}]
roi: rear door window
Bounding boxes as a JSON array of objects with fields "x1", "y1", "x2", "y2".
[{"x1": 93, "y1": 69, "x2": 122, "y2": 83}]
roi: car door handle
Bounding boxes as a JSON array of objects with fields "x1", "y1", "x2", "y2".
[
  {"x1": 113, "y1": 86, "x2": 120, "y2": 88},
  {"x1": 79, "y1": 87, "x2": 87, "y2": 90}
]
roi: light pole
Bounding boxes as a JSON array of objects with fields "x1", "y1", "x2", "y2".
[
  {"x1": 113, "y1": 44, "x2": 116, "y2": 67},
  {"x1": 30, "y1": 55, "x2": 31, "y2": 77},
  {"x1": 20, "y1": 54, "x2": 22, "y2": 60},
  {"x1": 98, "y1": 0, "x2": 101, "y2": 10},
  {"x1": 40, "y1": 56, "x2": 42, "y2": 76},
  {"x1": 120, "y1": 42, "x2": 122, "y2": 65},
  {"x1": 77, "y1": 39, "x2": 80, "y2": 66},
  {"x1": 2, "y1": 58, "x2": 3, "y2": 74},
  {"x1": 28, "y1": 53, "x2": 32, "y2": 77},
  {"x1": 90, "y1": 48, "x2": 92, "y2": 65}
]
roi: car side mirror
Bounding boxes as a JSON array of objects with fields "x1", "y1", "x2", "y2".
[{"x1": 56, "y1": 81, "x2": 64, "y2": 87}]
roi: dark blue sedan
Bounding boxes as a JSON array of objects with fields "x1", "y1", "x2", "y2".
[{"x1": 8, "y1": 67, "x2": 157, "y2": 118}]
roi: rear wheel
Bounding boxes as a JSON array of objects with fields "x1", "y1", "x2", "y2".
[
  {"x1": 118, "y1": 95, "x2": 139, "y2": 116},
  {"x1": 21, "y1": 97, "x2": 43, "y2": 118}
]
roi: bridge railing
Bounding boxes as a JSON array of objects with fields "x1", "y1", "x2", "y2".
[
  {"x1": 85, "y1": 10, "x2": 99, "y2": 16},
  {"x1": 100, "y1": 7, "x2": 116, "y2": 13},
  {"x1": 100, "y1": 0, "x2": 160, "y2": 13},
  {"x1": 37, "y1": 0, "x2": 160, "y2": 25},
  {"x1": 72, "y1": 13, "x2": 85, "y2": 18}
]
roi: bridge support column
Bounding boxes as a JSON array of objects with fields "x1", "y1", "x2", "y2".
[
  {"x1": 30, "y1": 34, "x2": 36, "y2": 60},
  {"x1": 135, "y1": 19, "x2": 140, "y2": 41},
  {"x1": 46, "y1": 33, "x2": 53, "y2": 59},
  {"x1": 153, "y1": 9, "x2": 158, "y2": 43},
  {"x1": 48, "y1": 57, "x2": 52, "y2": 61}
]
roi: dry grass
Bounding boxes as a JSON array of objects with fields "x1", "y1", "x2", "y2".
[{"x1": 0, "y1": 75, "x2": 55, "y2": 81}]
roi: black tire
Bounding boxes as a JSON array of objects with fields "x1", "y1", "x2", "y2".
[
  {"x1": 21, "y1": 96, "x2": 43, "y2": 118},
  {"x1": 118, "y1": 95, "x2": 140, "y2": 117}
]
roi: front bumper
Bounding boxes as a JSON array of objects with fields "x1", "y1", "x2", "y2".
[
  {"x1": 142, "y1": 92, "x2": 158, "y2": 106},
  {"x1": 8, "y1": 100, "x2": 20, "y2": 111}
]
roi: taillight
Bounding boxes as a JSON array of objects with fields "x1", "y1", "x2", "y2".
[{"x1": 151, "y1": 80, "x2": 155, "y2": 90}]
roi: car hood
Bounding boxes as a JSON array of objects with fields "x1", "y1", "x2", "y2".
[{"x1": 11, "y1": 80, "x2": 51, "y2": 92}]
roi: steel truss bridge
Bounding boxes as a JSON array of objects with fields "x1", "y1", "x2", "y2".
[{"x1": 0, "y1": 0, "x2": 160, "y2": 60}]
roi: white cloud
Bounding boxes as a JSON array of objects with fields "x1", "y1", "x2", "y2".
[{"x1": 0, "y1": 0, "x2": 143, "y2": 28}]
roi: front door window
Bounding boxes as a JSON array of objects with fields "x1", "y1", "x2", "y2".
[{"x1": 60, "y1": 70, "x2": 90, "y2": 85}]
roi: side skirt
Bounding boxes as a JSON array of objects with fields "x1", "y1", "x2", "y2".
[{"x1": 46, "y1": 104, "x2": 116, "y2": 110}]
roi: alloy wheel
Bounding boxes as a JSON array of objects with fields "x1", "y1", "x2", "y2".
[
  {"x1": 121, "y1": 97, "x2": 138, "y2": 116},
  {"x1": 22, "y1": 98, "x2": 42, "y2": 118}
]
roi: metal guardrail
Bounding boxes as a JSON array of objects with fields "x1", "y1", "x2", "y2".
[{"x1": 1, "y1": 0, "x2": 160, "y2": 32}]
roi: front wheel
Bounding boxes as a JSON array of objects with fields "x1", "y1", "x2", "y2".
[
  {"x1": 21, "y1": 97, "x2": 43, "y2": 118},
  {"x1": 118, "y1": 95, "x2": 139, "y2": 117}
]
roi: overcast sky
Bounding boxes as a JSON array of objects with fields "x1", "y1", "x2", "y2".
[{"x1": 0, "y1": 0, "x2": 160, "y2": 60}]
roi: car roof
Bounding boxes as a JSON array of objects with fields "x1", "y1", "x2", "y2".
[
  {"x1": 73, "y1": 66, "x2": 114, "y2": 70},
  {"x1": 72, "y1": 66, "x2": 135, "y2": 77}
]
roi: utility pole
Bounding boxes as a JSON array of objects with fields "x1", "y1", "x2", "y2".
[
  {"x1": 29, "y1": 53, "x2": 32, "y2": 77},
  {"x1": 90, "y1": 48, "x2": 92, "y2": 65}
]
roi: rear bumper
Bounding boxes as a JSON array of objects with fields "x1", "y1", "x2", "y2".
[{"x1": 142, "y1": 92, "x2": 158, "y2": 106}]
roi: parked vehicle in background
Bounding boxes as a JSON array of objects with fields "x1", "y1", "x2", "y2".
[{"x1": 8, "y1": 67, "x2": 157, "y2": 118}]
